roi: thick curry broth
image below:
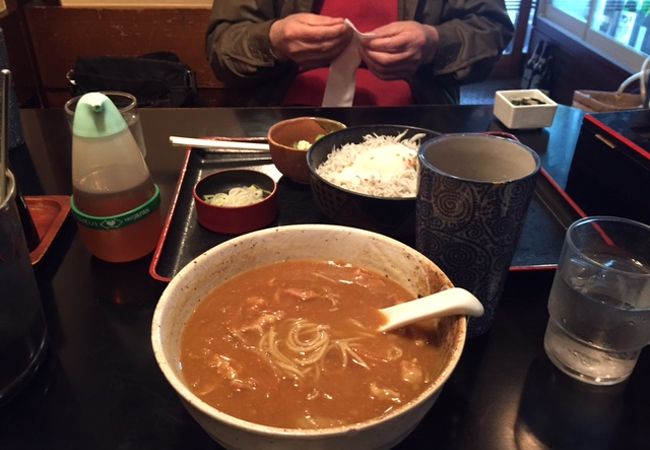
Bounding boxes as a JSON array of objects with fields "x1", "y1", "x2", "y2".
[{"x1": 180, "y1": 260, "x2": 446, "y2": 429}]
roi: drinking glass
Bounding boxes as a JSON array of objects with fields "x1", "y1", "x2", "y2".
[
  {"x1": 0, "y1": 170, "x2": 48, "y2": 404},
  {"x1": 544, "y1": 216, "x2": 650, "y2": 385},
  {"x1": 65, "y1": 91, "x2": 146, "y2": 157}
]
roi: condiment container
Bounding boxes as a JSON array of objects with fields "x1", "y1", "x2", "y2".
[
  {"x1": 70, "y1": 92, "x2": 161, "y2": 262},
  {"x1": 493, "y1": 89, "x2": 558, "y2": 129}
]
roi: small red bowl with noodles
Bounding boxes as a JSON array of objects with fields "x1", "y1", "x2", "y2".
[
  {"x1": 151, "y1": 224, "x2": 468, "y2": 450},
  {"x1": 193, "y1": 169, "x2": 278, "y2": 234}
]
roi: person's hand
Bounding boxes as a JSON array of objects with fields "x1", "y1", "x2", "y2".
[
  {"x1": 360, "y1": 21, "x2": 439, "y2": 80},
  {"x1": 269, "y1": 13, "x2": 353, "y2": 69}
]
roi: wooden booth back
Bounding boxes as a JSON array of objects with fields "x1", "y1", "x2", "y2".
[{"x1": 24, "y1": 4, "x2": 227, "y2": 107}]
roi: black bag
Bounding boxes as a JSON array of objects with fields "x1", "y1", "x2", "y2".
[{"x1": 67, "y1": 52, "x2": 199, "y2": 107}]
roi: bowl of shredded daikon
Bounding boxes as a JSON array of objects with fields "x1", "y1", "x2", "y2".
[
  {"x1": 193, "y1": 169, "x2": 279, "y2": 234},
  {"x1": 307, "y1": 125, "x2": 438, "y2": 243}
]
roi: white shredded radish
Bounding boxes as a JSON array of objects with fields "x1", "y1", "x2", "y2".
[{"x1": 315, "y1": 131, "x2": 425, "y2": 197}]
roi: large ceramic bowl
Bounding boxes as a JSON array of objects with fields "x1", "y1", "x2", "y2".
[
  {"x1": 151, "y1": 224, "x2": 467, "y2": 450},
  {"x1": 306, "y1": 125, "x2": 438, "y2": 243}
]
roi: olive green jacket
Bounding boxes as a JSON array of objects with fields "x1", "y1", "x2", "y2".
[{"x1": 206, "y1": 0, "x2": 514, "y2": 105}]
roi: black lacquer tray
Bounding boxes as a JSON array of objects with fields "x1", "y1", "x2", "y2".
[{"x1": 149, "y1": 147, "x2": 583, "y2": 282}]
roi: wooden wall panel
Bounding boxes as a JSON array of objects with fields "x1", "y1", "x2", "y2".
[
  {"x1": 60, "y1": 1, "x2": 211, "y2": 6},
  {"x1": 0, "y1": 2, "x2": 44, "y2": 106},
  {"x1": 24, "y1": 5, "x2": 225, "y2": 106}
]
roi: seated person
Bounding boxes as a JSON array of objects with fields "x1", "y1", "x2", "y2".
[{"x1": 206, "y1": 0, "x2": 514, "y2": 106}]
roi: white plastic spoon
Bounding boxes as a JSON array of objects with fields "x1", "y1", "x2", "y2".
[{"x1": 378, "y1": 287, "x2": 484, "y2": 332}]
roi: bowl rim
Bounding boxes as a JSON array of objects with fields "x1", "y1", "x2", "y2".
[
  {"x1": 192, "y1": 169, "x2": 278, "y2": 210},
  {"x1": 494, "y1": 89, "x2": 558, "y2": 108},
  {"x1": 151, "y1": 224, "x2": 467, "y2": 438},
  {"x1": 267, "y1": 116, "x2": 348, "y2": 152},
  {"x1": 306, "y1": 124, "x2": 439, "y2": 201},
  {"x1": 417, "y1": 132, "x2": 541, "y2": 184}
]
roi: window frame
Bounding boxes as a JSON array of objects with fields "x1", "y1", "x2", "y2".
[
  {"x1": 494, "y1": 0, "x2": 537, "y2": 77},
  {"x1": 538, "y1": 0, "x2": 647, "y2": 73}
]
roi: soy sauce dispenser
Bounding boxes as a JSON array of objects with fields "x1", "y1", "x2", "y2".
[{"x1": 70, "y1": 92, "x2": 162, "y2": 263}]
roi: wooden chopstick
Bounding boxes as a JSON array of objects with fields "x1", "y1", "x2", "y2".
[
  {"x1": 0, "y1": 69, "x2": 10, "y2": 201},
  {"x1": 169, "y1": 136, "x2": 270, "y2": 153}
]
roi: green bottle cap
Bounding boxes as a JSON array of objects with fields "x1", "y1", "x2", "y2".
[{"x1": 72, "y1": 92, "x2": 127, "y2": 138}]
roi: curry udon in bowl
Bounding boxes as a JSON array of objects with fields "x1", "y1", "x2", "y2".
[{"x1": 151, "y1": 224, "x2": 467, "y2": 450}]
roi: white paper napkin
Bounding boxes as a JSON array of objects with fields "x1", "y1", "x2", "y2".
[{"x1": 322, "y1": 19, "x2": 375, "y2": 107}]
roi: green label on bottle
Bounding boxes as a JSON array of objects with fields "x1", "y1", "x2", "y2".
[{"x1": 70, "y1": 184, "x2": 160, "y2": 230}]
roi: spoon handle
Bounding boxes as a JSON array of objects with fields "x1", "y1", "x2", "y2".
[{"x1": 378, "y1": 287, "x2": 484, "y2": 332}]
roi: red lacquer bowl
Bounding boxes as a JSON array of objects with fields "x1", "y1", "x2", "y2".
[{"x1": 193, "y1": 169, "x2": 278, "y2": 234}]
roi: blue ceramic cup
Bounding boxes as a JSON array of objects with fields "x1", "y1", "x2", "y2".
[{"x1": 416, "y1": 133, "x2": 540, "y2": 337}]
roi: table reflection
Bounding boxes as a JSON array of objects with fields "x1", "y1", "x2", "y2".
[{"x1": 515, "y1": 355, "x2": 626, "y2": 450}]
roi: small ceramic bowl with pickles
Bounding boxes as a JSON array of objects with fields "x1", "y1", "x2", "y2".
[
  {"x1": 267, "y1": 117, "x2": 346, "y2": 184},
  {"x1": 493, "y1": 89, "x2": 557, "y2": 129}
]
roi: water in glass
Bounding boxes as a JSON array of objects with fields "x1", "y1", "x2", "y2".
[{"x1": 545, "y1": 253, "x2": 650, "y2": 385}]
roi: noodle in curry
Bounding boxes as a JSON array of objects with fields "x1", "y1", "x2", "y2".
[{"x1": 180, "y1": 259, "x2": 446, "y2": 429}]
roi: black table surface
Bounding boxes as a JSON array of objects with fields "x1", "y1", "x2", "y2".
[{"x1": 2, "y1": 105, "x2": 648, "y2": 450}]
